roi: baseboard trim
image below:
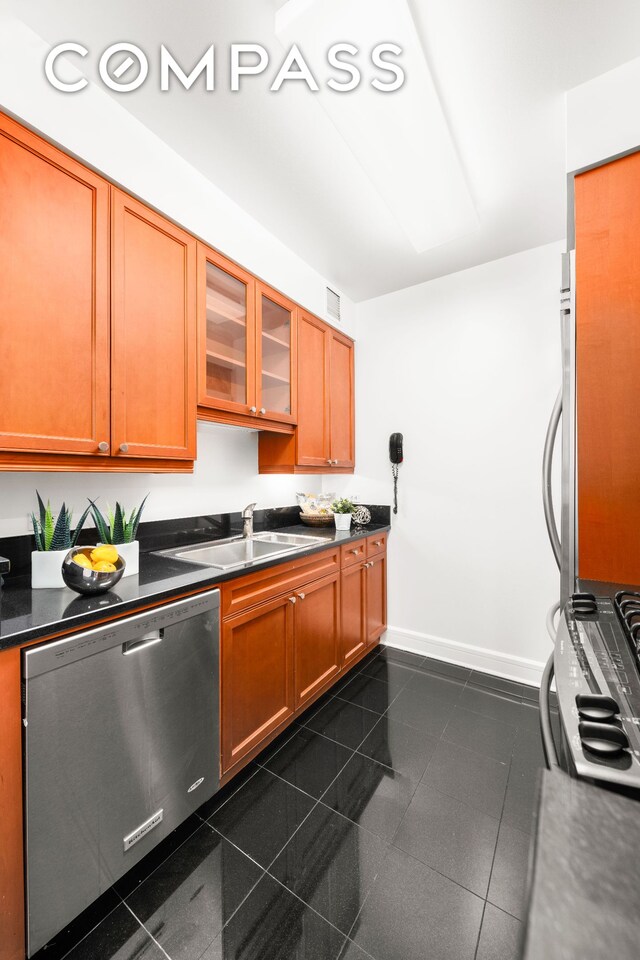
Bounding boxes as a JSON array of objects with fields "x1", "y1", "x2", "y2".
[{"x1": 382, "y1": 626, "x2": 546, "y2": 689}]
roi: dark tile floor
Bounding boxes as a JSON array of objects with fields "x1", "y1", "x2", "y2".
[{"x1": 34, "y1": 646, "x2": 548, "y2": 960}]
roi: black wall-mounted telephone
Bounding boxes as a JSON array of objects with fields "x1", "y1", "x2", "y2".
[
  {"x1": 389, "y1": 433, "x2": 403, "y2": 465},
  {"x1": 389, "y1": 433, "x2": 403, "y2": 514}
]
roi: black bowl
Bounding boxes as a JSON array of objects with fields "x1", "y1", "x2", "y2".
[{"x1": 62, "y1": 547, "x2": 126, "y2": 595}]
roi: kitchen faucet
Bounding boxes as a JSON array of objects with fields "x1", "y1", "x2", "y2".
[{"x1": 242, "y1": 502, "x2": 257, "y2": 538}]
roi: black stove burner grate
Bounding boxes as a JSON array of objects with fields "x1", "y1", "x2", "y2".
[{"x1": 614, "y1": 591, "x2": 640, "y2": 665}]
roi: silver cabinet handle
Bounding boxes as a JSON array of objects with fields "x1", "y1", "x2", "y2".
[
  {"x1": 350, "y1": 548, "x2": 360, "y2": 555},
  {"x1": 120, "y1": 443, "x2": 129, "y2": 453},
  {"x1": 249, "y1": 406, "x2": 257, "y2": 414},
  {"x1": 373, "y1": 540, "x2": 382, "y2": 547},
  {"x1": 297, "y1": 592, "x2": 306, "y2": 600},
  {"x1": 288, "y1": 596, "x2": 297, "y2": 604},
  {"x1": 97, "y1": 441, "x2": 109, "y2": 452},
  {"x1": 332, "y1": 459, "x2": 338, "y2": 465},
  {"x1": 259, "y1": 407, "x2": 266, "y2": 415},
  {"x1": 327, "y1": 459, "x2": 332, "y2": 465}
]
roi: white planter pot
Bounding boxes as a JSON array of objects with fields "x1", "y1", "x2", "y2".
[
  {"x1": 31, "y1": 549, "x2": 69, "y2": 589},
  {"x1": 334, "y1": 514, "x2": 352, "y2": 531},
  {"x1": 98, "y1": 541, "x2": 139, "y2": 577},
  {"x1": 117, "y1": 540, "x2": 139, "y2": 577}
]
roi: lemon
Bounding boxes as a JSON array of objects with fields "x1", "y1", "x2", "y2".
[
  {"x1": 92, "y1": 560, "x2": 117, "y2": 573},
  {"x1": 90, "y1": 545, "x2": 119, "y2": 564},
  {"x1": 73, "y1": 553, "x2": 93, "y2": 569}
]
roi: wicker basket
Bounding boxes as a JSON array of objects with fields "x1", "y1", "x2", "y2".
[{"x1": 299, "y1": 513, "x2": 334, "y2": 527}]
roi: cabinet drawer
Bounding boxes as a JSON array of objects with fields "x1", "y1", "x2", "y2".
[
  {"x1": 341, "y1": 541, "x2": 367, "y2": 569},
  {"x1": 366, "y1": 533, "x2": 387, "y2": 558},
  {"x1": 221, "y1": 547, "x2": 340, "y2": 619}
]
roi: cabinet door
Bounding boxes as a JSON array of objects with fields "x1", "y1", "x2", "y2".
[
  {"x1": 365, "y1": 553, "x2": 387, "y2": 646},
  {"x1": 256, "y1": 283, "x2": 297, "y2": 424},
  {"x1": 328, "y1": 331, "x2": 355, "y2": 468},
  {"x1": 221, "y1": 594, "x2": 295, "y2": 775},
  {"x1": 197, "y1": 244, "x2": 256, "y2": 417},
  {"x1": 341, "y1": 562, "x2": 366, "y2": 667},
  {"x1": 0, "y1": 113, "x2": 110, "y2": 456},
  {"x1": 575, "y1": 154, "x2": 640, "y2": 583},
  {"x1": 296, "y1": 312, "x2": 330, "y2": 467},
  {"x1": 111, "y1": 189, "x2": 197, "y2": 460},
  {"x1": 294, "y1": 572, "x2": 341, "y2": 709}
]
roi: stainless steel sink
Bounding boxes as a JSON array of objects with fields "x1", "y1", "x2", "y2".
[{"x1": 154, "y1": 531, "x2": 321, "y2": 571}]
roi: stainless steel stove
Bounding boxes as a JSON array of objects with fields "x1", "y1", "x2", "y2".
[{"x1": 553, "y1": 590, "x2": 640, "y2": 793}]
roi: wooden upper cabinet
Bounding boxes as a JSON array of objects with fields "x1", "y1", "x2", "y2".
[
  {"x1": 258, "y1": 312, "x2": 355, "y2": 473},
  {"x1": 111, "y1": 189, "x2": 197, "y2": 460},
  {"x1": 328, "y1": 329, "x2": 355, "y2": 469},
  {"x1": 256, "y1": 283, "x2": 297, "y2": 424},
  {"x1": 0, "y1": 113, "x2": 111, "y2": 456},
  {"x1": 197, "y1": 244, "x2": 256, "y2": 418},
  {"x1": 296, "y1": 312, "x2": 331, "y2": 468}
]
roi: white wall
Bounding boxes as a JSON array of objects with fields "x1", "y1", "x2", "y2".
[
  {"x1": 332, "y1": 242, "x2": 564, "y2": 684},
  {"x1": 566, "y1": 56, "x2": 640, "y2": 172},
  {"x1": 0, "y1": 422, "x2": 323, "y2": 537}
]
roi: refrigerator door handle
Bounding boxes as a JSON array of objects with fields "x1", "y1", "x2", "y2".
[{"x1": 543, "y1": 389, "x2": 562, "y2": 570}]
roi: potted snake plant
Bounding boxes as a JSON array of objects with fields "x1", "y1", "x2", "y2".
[
  {"x1": 88, "y1": 495, "x2": 148, "y2": 577},
  {"x1": 31, "y1": 492, "x2": 92, "y2": 589}
]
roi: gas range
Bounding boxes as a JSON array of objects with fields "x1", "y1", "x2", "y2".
[{"x1": 554, "y1": 589, "x2": 640, "y2": 793}]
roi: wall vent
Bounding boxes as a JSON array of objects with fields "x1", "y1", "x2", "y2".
[{"x1": 326, "y1": 287, "x2": 341, "y2": 324}]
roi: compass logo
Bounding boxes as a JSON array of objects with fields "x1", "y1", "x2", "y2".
[{"x1": 44, "y1": 42, "x2": 405, "y2": 94}]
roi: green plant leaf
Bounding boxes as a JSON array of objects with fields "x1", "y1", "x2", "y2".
[
  {"x1": 36, "y1": 490, "x2": 47, "y2": 528},
  {"x1": 130, "y1": 493, "x2": 148, "y2": 542},
  {"x1": 70, "y1": 503, "x2": 93, "y2": 547},
  {"x1": 88, "y1": 500, "x2": 112, "y2": 544},
  {"x1": 43, "y1": 501, "x2": 55, "y2": 550},
  {"x1": 112, "y1": 502, "x2": 125, "y2": 545},
  {"x1": 50, "y1": 504, "x2": 72, "y2": 551},
  {"x1": 31, "y1": 514, "x2": 44, "y2": 551}
]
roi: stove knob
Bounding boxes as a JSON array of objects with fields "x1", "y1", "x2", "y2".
[
  {"x1": 572, "y1": 592, "x2": 598, "y2": 617},
  {"x1": 575, "y1": 694, "x2": 620, "y2": 722},
  {"x1": 578, "y1": 721, "x2": 629, "y2": 757}
]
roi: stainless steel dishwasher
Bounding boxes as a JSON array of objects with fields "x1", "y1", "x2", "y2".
[{"x1": 23, "y1": 588, "x2": 220, "y2": 957}]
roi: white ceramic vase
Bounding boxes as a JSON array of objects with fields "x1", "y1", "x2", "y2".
[
  {"x1": 334, "y1": 513, "x2": 352, "y2": 531},
  {"x1": 31, "y1": 549, "x2": 69, "y2": 589},
  {"x1": 97, "y1": 541, "x2": 139, "y2": 577},
  {"x1": 114, "y1": 541, "x2": 139, "y2": 577}
]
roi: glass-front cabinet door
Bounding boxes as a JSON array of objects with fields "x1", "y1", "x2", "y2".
[
  {"x1": 197, "y1": 245, "x2": 256, "y2": 415},
  {"x1": 256, "y1": 283, "x2": 297, "y2": 424}
]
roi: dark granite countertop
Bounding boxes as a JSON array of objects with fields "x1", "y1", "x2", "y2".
[
  {"x1": 0, "y1": 522, "x2": 390, "y2": 651},
  {"x1": 521, "y1": 769, "x2": 640, "y2": 960}
]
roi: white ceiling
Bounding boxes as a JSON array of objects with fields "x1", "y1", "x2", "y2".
[{"x1": 7, "y1": 0, "x2": 640, "y2": 301}]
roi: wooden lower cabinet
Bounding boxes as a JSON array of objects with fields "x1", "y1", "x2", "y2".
[
  {"x1": 341, "y1": 562, "x2": 366, "y2": 666},
  {"x1": 221, "y1": 593, "x2": 295, "y2": 776},
  {"x1": 221, "y1": 538, "x2": 387, "y2": 780},
  {"x1": 366, "y1": 552, "x2": 387, "y2": 647},
  {"x1": 294, "y1": 572, "x2": 340, "y2": 709}
]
